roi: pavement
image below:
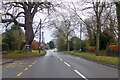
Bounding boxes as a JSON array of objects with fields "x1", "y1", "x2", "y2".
[
  {"x1": 2, "y1": 50, "x2": 119, "y2": 79},
  {"x1": 0, "y1": 54, "x2": 14, "y2": 65}
]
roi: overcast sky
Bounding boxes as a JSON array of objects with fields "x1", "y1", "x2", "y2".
[
  {"x1": 0, "y1": 0, "x2": 116, "y2": 43},
  {"x1": 33, "y1": 0, "x2": 90, "y2": 43},
  {"x1": 0, "y1": 0, "x2": 92, "y2": 43}
]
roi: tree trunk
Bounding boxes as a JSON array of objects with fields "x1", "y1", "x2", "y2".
[
  {"x1": 116, "y1": 3, "x2": 120, "y2": 45},
  {"x1": 25, "y1": 12, "x2": 34, "y2": 52},
  {"x1": 96, "y1": 16, "x2": 100, "y2": 56},
  {"x1": 67, "y1": 37, "x2": 70, "y2": 51},
  {"x1": 67, "y1": 41, "x2": 70, "y2": 51},
  {"x1": 115, "y1": 2, "x2": 120, "y2": 57}
]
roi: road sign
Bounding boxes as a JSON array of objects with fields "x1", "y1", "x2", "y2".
[
  {"x1": 25, "y1": 44, "x2": 29, "y2": 47},
  {"x1": 41, "y1": 41, "x2": 44, "y2": 45}
]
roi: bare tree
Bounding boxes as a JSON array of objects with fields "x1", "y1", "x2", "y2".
[
  {"x1": 115, "y1": 2, "x2": 120, "y2": 46},
  {"x1": 69, "y1": 2, "x2": 113, "y2": 55},
  {"x1": 2, "y1": 1, "x2": 52, "y2": 52},
  {"x1": 49, "y1": 18, "x2": 75, "y2": 51}
]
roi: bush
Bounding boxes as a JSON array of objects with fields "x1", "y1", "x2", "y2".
[
  {"x1": 87, "y1": 46, "x2": 96, "y2": 53},
  {"x1": 88, "y1": 46, "x2": 96, "y2": 50},
  {"x1": 81, "y1": 43, "x2": 86, "y2": 52},
  {"x1": 107, "y1": 45, "x2": 119, "y2": 56},
  {"x1": 2, "y1": 42, "x2": 10, "y2": 51},
  {"x1": 2, "y1": 25, "x2": 25, "y2": 51},
  {"x1": 108, "y1": 45, "x2": 119, "y2": 51}
]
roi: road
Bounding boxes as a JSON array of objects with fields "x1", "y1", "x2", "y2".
[{"x1": 2, "y1": 50, "x2": 119, "y2": 80}]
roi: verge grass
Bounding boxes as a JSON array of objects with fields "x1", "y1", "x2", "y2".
[
  {"x1": 63, "y1": 51, "x2": 118, "y2": 66},
  {"x1": 5, "y1": 50, "x2": 46, "y2": 58}
]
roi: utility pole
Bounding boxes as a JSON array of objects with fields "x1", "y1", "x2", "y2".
[
  {"x1": 39, "y1": 19, "x2": 42, "y2": 53},
  {"x1": 79, "y1": 23, "x2": 82, "y2": 51}
]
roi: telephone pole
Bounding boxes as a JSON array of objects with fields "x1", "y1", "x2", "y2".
[
  {"x1": 80, "y1": 23, "x2": 82, "y2": 40},
  {"x1": 39, "y1": 19, "x2": 41, "y2": 53}
]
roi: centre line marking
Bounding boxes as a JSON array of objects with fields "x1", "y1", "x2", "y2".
[
  {"x1": 74, "y1": 70, "x2": 88, "y2": 80},
  {"x1": 24, "y1": 68, "x2": 28, "y2": 71},
  {"x1": 60, "y1": 58, "x2": 63, "y2": 61},
  {"x1": 64, "y1": 62, "x2": 70, "y2": 67},
  {"x1": 17, "y1": 72, "x2": 23, "y2": 77},
  {"x1": 29, "y1": 65, "x2": 32, "y2": 67}
]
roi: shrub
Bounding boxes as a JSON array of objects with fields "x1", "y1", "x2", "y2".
[
  {"x1": 2, "y1": 42, "x2": 9, "y2": 51},
  {"x1": 87, "y1": 46, "x2": 96, "y2": 53},
  {"x1": 108, "y1": 45, "x2": 119, "y2": 51},
  {"x1": 88, "y1": 46, "x2": 96, "y2": 51},
  {"x1": 107, "y1": 45, "x2": 119, "y2": 56},
  {"x1": 80, "y1": 41, "x2": 87, "y2": 52}
]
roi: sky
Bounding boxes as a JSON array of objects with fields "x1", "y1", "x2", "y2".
[
  {"x1": 1, "y1": 0, "x2": 117, "y2": 43},
  {"x1": 33, "y1": 0, "x2": 89, "y2": 43},
  {"x1": 0, "y1": 0, "x2": 91, "y2": 43}
]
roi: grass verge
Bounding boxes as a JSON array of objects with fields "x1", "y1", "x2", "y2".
[
  {"x1": 4, "y1": 50, "x2": 46, "y2": 58},
  {"x1": 63, "y1": 51, "x2": 118, "y2": 66}
]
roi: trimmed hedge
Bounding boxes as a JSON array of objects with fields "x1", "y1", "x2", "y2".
[{"x1": 107, "y1": 45, "x2": 120, "y2": 56}]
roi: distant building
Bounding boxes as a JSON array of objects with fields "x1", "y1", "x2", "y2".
[{"x1": 32, "y1": 41, "x2": 39, "y2": 50}]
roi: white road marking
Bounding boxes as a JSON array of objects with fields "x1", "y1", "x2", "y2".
[
  {"x1": 64, "y1": 62, "x2": 70, "y2": 67},
  {"x1": 60, "y1": 58, "x2": 63, "y2": 61},
  {"x1": 74, "y1": 70, "x2": 88, "y2": 80}
]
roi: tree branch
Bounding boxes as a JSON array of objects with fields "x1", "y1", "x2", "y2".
[{"x1": 2, "y1": 19, "x2": 25, "y2": 27}]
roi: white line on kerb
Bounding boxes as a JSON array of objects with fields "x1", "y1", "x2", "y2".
[
  {"x1": 60, "y1": 58, "x2": 63, "y2": 61},
  {"x1": 74, "y1": 70, "x2": 88, "y2": 80},
  {"x1": 64, "y1": 62, "x2": 70, "y2": 67}
]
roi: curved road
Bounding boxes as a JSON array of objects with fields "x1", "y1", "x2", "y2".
[{"x1": 2, "y1": 50, "x2": 119, "y2": 80}]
